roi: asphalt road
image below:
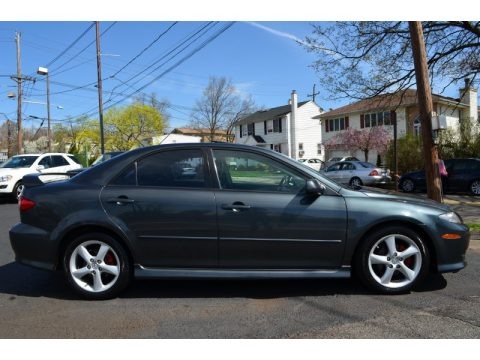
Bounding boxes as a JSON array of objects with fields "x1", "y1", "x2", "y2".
[{"x1": 0, "y1": 198, "x2": 479, "y2": 339}]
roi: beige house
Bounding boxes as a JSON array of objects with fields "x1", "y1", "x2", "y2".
[{"x1": 316, "y1": 80, "x2": 478, "y2": 162}]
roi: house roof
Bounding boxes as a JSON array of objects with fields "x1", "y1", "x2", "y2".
[
  {"x1": 235, "y1": 101, "x2": 310, "y2": 126},
  {"x1": 317, "y1": 89, "x2": 468, "y2": 119}
]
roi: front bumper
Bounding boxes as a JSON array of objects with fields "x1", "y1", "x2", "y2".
[{"x1": 9, "y1": 222, "x2": 58, "y2": 271}]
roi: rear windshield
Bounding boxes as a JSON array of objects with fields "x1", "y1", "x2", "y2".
[
  {"x1": 1, "y1": 155, "x2": 39, "y2": 168},
  {"x1": 68, "y1": 154, "x2": 82, "y2": 165}
]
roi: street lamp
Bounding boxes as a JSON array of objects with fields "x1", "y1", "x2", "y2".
[{"x1": 37, "y1": 66, "x2": 51, "y2": 152}]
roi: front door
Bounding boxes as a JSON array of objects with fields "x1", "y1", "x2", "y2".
[
  {"x1": 212, "y1": 149, "x2": 347, "y2": 269},
  {"x1": 101, "y1": 148, "x2": 218, "y2": 268}
]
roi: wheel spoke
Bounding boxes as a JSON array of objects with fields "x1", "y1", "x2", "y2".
[
  {"x1": 92, "y1": 271, "x2": 105, "y2": 292},
  {"x1": 399, "y1": 245, "x2": 420, "y2": 259},
  {"x1": 72, "y1": 266, "x2": 91, "y2": 279},
  {"x1": 101, "y1": 264, "x2": 119, "y2": 276},
  {"x1": 380, "y1": 266, "x2": 396, "y2": 285},
  {"x1": 384, "y1": 236, "x2": 397, "y2": 256},
  {"x1": 78, "y1": 245, "x2": 93, "y2": 263},
  {"x1": 370, "y1": 254, "x2": 390, "y2": 265},
  {"x1": 398, "y1": 262, "x2": 417, "y2": 281},
  {"x1": 97, "y1": 244, "x2": 110, "y2": 262}
]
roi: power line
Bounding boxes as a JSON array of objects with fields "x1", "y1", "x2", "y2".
[
  {"x1": 45, "y1": 23, "x2": 95, "y2": 67},
  {"x1": 50, "y1": 22, "x2": 117, "y2": 76},
  {"x1": 110, "y1": 22, "x2": 178, "y2": 78}
]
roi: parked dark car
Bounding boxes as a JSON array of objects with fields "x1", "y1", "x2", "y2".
[
  {"x1": 399, "y1": 158, "x2": 480, "y2": 196},
  {"x1": 10, "y1": 143, "x2": 469, "y2": 299}
]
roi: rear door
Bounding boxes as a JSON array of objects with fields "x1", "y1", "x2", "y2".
[{"x1": 100, "y1": 148, "x2": 218, "y2": 268}]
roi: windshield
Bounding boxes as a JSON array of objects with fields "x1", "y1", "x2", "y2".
[
  {"x1": 0, "y1": 155, "x2": 39, "y2": 169},
  {"x1": 359, "y1": 162, "x2": 376, "y2": 168}
]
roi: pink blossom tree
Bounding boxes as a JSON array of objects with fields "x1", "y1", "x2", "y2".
[{"x1": 324, "y1": 126, "x2": 391, "y2": 162}]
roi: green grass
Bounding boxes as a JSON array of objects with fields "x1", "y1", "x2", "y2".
[{"x1": 466, "y1": 223, "x2": 480, "y2": 231}]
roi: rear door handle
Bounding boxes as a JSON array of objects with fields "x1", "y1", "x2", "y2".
[
  {"x1": 221, "y1": 202, "x2": 251, "y2": 212},
  {"x1": 107, "y1": 196, "x2": 135, "y2": 205}
]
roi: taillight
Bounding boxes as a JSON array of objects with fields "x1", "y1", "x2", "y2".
[
  {"x1": 369, "y1": 170, "x2": 379, "y2": 176},
  {"x1": 19, "y1": 197, "x2": 36, "y2": 212}
]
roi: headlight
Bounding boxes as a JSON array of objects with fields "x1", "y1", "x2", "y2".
[
  {"x1": 0, "y1": 175, "x2": 12, "y2": 182},
  {"x1": 439, "y1": 212, "x2": 462, "y2": 224}
]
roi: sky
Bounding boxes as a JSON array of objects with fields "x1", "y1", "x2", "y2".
[
  {"x1": 0, "y1": 21, "x2": 331, "y2": 131},
  {"x1": 0, "y1": 0, "x2": 476, "y2": 135}
]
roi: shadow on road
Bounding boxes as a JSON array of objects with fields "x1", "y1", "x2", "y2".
[{"x1": 0, "y1": 261, "x2": 448, "y2": 300}]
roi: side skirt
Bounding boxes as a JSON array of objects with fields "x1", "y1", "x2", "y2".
[{"x1": 134, "y1": 265, "x2": 351, "y2": 279}]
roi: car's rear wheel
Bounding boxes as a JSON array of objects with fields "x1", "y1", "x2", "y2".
[
  {"x1": 470, "y1": 179, "x2": 480, "y2": 196},
  {"x1": 63, "y1": 233, "x2": 131, "y2": 300},
  {"x1": 400, "y1": 178, "x2": 415, "y2": 193},
  {"x1": 355, "y1": 226, "x2": 430, "y2": 294}
]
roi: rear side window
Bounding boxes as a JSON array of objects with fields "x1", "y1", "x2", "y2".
[
  {"x1": 51, "y1": 155, "x2": 69, "y2": 167},
  {"x1": 68, "y1": 155, "x2": 82, "y2": 165},
  {"x1": 111, "y1": 149, "x2": 206, "y2": 188}
]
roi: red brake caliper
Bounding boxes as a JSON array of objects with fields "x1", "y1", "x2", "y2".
[
  {"x1": 397, "y1": 243, "x2": 413, "y2": 267},
  {"x1": 104, "y1": 251, "x2": 117, "y2": 265}
]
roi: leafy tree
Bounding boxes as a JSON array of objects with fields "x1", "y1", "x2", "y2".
[
  {"x1": 385, "y1": 134, "x2": 424, "y2": 175},
  {"x1": 104, "y1": 103, "x2": 165, "y2": 150},
  {"x1": 324, "y1": 126, "x2": 391, "y2": 162},
  {"x1": 304, "y1": 22, "x2": 480, "y2": 100},
  {"x1": 190, "y1": 76, "x2": 257, "y2": 142}
]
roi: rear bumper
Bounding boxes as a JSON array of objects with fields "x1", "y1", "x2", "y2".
[{"x1": 9, "y1": 223, "x2": 58, "y2": 271}]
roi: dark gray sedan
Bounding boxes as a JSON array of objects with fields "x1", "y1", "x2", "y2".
[{"x1": 9, "y1": 143, "x2": 470, "y2": 299}]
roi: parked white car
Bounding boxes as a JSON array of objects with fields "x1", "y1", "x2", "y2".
[
  {"x1": 297, "y1": 158, "x2": 325, "y2": 171},
  {"x1": 0, "y1": 153, "x2": 83, "y2": 199}
]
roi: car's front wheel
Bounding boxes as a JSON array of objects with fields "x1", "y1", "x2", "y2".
[
  {"x1": 354, "y1": 226, "x2": 430, "y2": 294},
  {"x1": 470, "y1": 179, "x2": 480, "y2": 196},
  {"x1": 399, "y1": 178, "x2": 415, "y2": 193},
  {"x1": 63, "y1": 233, "x2": 131, "y2": 300}
]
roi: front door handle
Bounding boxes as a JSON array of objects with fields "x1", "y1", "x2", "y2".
[
  {"x1": 107, "y1": 196, "x2": 135, "y2": 205},
  {"x1": 221, "y1": 202, "x2": 251, "y2": 212}
]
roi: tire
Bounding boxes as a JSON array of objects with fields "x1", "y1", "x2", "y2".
[
  {"x1": 400, "y1": 178, "x2": 415, "y2": 193},
  {"x1": 349, "y1": 177, "x2": 363, "y2": 188},
  {"x1": 12, "y1": 181, "x2": 24, "y2": 200},
  {"x1": 354, "y1": 226, "x2": 430, "y2": 294},
  {"x1": 470, "y1": 179, "x2": 480, "y2": 196},
  {"x1": 63, "y1": 233, "x2": 131, "y2": 300}
]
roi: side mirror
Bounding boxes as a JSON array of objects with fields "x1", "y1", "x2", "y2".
[
  {"x1": 36, "y1": 165, "x2": 45, "y2": 171},
  {"x1": 305, "y1": 179, "x2": 326, "y2": 196}
]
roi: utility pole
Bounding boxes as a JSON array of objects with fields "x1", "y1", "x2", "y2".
[
  {"x1": 7, "y1": 119, "x2": 12, "y2": 158},
  {"x1": 15, "y1": 32, "x2": 23, "y2": 155},
  {"x1": 37, "y1": 67, "x2": 52, "y2": 152},
  {"x1": 307, "y1": 84, "x2": 320, "y2": 103},
  {"x1": 95, "y1": 21, "x2": 105, "y2": 155},
  {"x1": 409, "y1": 21, "x2": 442, "y2": 203}
]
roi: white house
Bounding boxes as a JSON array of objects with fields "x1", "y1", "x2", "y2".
[
  {"x1": 151, "y1": 133, "x2": 202, "y2": 145},
  {"x1": 234, "y1": 90, "x2": 324, "y2": 160},
  {"x1": 316, "y1": 80, "x2": 479, "y2": 162}
]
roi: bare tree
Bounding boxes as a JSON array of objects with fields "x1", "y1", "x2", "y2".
[
  {"x1": 304, "y1": 21, "x2": 480, "y2": 100},
  {"x1": 190, "y1": 77, "x2": 257, "y2": 142}
]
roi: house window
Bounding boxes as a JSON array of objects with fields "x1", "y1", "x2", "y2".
[
  {"x1": 325, "y1": 117, "x2": 349, "y2": 132},
  {"x1": 247, "y1": 123, "x2": 255, "y2": 136},
  {"x1": 273, "y1": 118, "x2": 282, "y2": 133},
  {"x1": 273, "y1": 144, "x2": 282, "y2": 153},
  {"x1": 414, "y1": 117, "x2": 421, "y2": 137},
  {"x1": 298, "y1": 143, "x2": 304, "y2": 151},
  {"x1": 264, "y1": 121, "x2": 267, "y2": 135},
  {"x1": 363, "y1": 111, "x2": 392, "y2": 128},
  {"x1": 317, "y1": 143, "x2": 322, "y2": 155},
  {"x1": 239, "y1": 125, "x2": 243, "y2": 138}
]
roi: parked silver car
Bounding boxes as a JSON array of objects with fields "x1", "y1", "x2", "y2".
[{"x1": 323, "y1": 161, "x2": 391, "y2": 188}]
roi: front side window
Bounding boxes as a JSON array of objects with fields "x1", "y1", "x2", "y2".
[
  {"x1": 1, "y1": 155, "x2": 38, "y2": 168},
  {"x1": 213, "y1": 150, "x2": 305, "y2": 193},
  {"x1": 39, "y1": 156, "x2": 52, "y2": 169},
  {"x1": 111, "y1": 149, "x2": 206, "y2": 188}
]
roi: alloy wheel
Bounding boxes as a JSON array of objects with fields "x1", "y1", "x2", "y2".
[
  {"x1": 368, "y1": 234, "x2": 422, "y2": 289},
  {"x1": 68, "y1": 240, "x2": 121, "y2": 293},
  {"x1": 401, "y1": 179, "x2": 415, "y2": 192},
  {"x1": 471, "y1": 180, "x2": 480, "y2": 196}
]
